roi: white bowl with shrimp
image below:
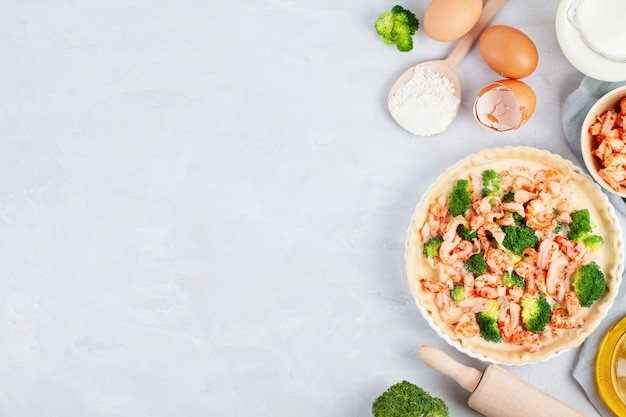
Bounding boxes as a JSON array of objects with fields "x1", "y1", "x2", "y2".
[{"x1": 581, "y1": 85, "x2": 626, "y2": 198}]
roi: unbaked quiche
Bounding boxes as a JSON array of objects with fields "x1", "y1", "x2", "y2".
[{"x1": 406, "y1": 147, "x2": 623, "y2": 364}]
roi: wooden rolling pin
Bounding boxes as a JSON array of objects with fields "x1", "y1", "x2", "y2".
[{"x1": 418, "y1": 345, "x2": 585, "y2": 417}]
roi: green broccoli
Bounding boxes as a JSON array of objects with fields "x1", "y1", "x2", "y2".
[
  {"x1": 375, "y1": 5, "x2": 420, "y2": 52},
  {"x1": 567, "y1": 209, "x2": 595, "y2": 242},
  {"x1": 456, "y1": 224, "x2": 477, "y2": 241},
  {"x1": 502, "y1": 224, "x2": 539, "y2": 256},
  {"x1": 447, "y1": 179, "x2": 472, "y2": 217},
  {"x1": 583, "y1": 235, "x2": 605, "y2": 252},
  {"x1": 503, "y1": 271, "x2": 526, "y2": 290},
  {"x1": 464, "y1": 252, "x2": 487, "y2": 276},
  {"x1": 372, "y1": 380, "x2": 449, "y2": 417},
  {"x1": 450, "y1": 284, "x2": 465, "y2": 302},
  {"x1": 511, "y1": 212, "x2": 526, "y2": 226},
  {"x1": 502, "y1": 192, "x2": 515, "y2": 203},
  {"x1": 552, "y1": 209, "x2": 563, "y2": 234},
  {"x1": 481, "y1": 169, "x2": 502, "y2": 198},
  {"x1": 520, "y1": 296, "x2": 551, "y2": 333},
  {"x1": 572, "y1": 262, "x2": 607, "y2": 307},
  {"x1": 423, "y1": 235, "x2": 443, "y2": 259},
  {"x1": 476, "y1": 300, "x2": 501, "y2": 343}
]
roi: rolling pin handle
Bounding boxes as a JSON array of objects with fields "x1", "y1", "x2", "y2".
[{"x1": 418, "y1": 345, "x2": 483, "y2": 392}]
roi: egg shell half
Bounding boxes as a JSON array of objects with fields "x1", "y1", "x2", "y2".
[
  {"x1": 423, "y1": 0, "x2": 483, "y2": 42},
  {"x1": 474, "y1": 79, "x2": 536, "y2": 132},
  {"x1": 479, "y1": 25, "x2": 539, "y2": 79}
]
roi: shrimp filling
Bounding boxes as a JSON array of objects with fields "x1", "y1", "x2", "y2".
[
  {"x1": 589, "y1": 96, "x2": 626, "y2": 192},
  {"x1": 419, "y1": 166, "x2": 606, "y2": 353}
]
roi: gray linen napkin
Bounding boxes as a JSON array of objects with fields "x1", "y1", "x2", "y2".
[{"x1": 563, "y1": 77, "x2": 626, "y2": 417}]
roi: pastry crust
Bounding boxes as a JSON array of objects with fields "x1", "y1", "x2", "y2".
[{"x1": 406, "y1": 147, "x2": 623, "y2": 364}]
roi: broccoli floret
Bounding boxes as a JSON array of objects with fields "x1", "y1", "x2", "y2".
[
  {"x1": 456, "y1": 224, "x2": 477, "y2": 241},
  {"x1": 511, "y1": 212, "x2": 526, "y2": 225},
  {"x1": 450, "y1": 284, "x2": 465, "y2": 302},
  {"x1": 464, "y1": 252, "x2": 487, "y2": 276},
  {"x1": 447, "y1": 179, "x2": 472, "y2": 217},
  {"x1": 372, "y1": 380, "x2": 449, "y2": 417},
  {"x1": 583, "y1": 235, "x2": 605, "y2": 252},
  {"x1": 502, "y1": 224, "x2": 539, "y2": 256},
  {"x1": 520, "y1": 296, "x2": 551, "y2": 333},
  {"x1": 375, "y1": 5, "x2": 420, "y2": 52},
  {"x1": 423, "y1": 235, "x2": 443, "y2": 259},
  {"x1": 567, "y1": 209, "x2": 595, "y2": 242},
  {"x1": 552, "y1": 209, "x2": 564, "y2": 234},
  {"x1": 503, "y1": 271, "x2": 526, "y2": 290},
  {"x1": 481, "y1": 169, "x2": 502, "y2": 198},
  {"x1": 572, "y1": 262, "x2": 607, "y2": 307},
  {"x1": 476, "y1": 300, "x2": 501, "y2": 343},
  {"x1": 502, "y1": 192, "x2": 515, "y2": 203}
]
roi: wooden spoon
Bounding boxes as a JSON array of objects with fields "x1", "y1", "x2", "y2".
[{"x1": 387, "y1": 0, "x2": 507, "y2": 136}]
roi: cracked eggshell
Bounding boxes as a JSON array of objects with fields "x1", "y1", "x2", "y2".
[{"x1": 473, "y1": 79, "x2": 536, "y2": 132}]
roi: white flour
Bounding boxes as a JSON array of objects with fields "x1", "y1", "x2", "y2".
[{"x1": 388, "y1": 65, "x2": 460, "y2": 137}]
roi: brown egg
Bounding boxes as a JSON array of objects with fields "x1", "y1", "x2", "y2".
[
  {"x1": 474, "y1": 79, "x2": 536, "y2": 131},
  {"x1": 478, "y1": 25, "x2": 538, "y2": 79},
  {"x1": 423, "y1": 0, "x2": 482, "y2": 42}
]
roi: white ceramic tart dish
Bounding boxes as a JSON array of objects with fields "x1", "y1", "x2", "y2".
[{"x1": 406, "y1": 147, "x2": 624, "y2": 365}]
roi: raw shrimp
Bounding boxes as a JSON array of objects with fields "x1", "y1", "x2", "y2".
[
  {"x1": 551, "y1": 292, "x2": 585, "y2": 329},
  {"x1": 500, "y1": 167, "x2": 534, "y2": 193},
  {"x1": 472, "y1": 196, "x2": 500, "y2": 215},
  {"x1": 514, "y1": 248, "x2": 542, "y2": 296},
  {"x1": 437, "y1": 262, "x2": 466, "y2": 285},
  {"x1": 496, "y1": 211, "x2": 517, "y2": 227},
  {"x1": 539, "y1": 327, "x2": 560, "y2": 341},
  {"x1": 537, "y1": 239, "x2": 567, "y2": 296},
  {"x1": 443, "y1": 215, "x2": 469, "y2": 241},
  {"x1": 455, "y1": 312, "x2": 480, "y2": 338},
  {"x1": 468, "y1": 172, "x2": 482, "y2": 200},
  {"x1": 603, "y1": 153, "x2": 626, "y2": 169},
  {"x1": 477, "y1": 221, "x2": 506, "y2": 250},
  {"x1": 498, "y1": 300, "x2": 540, "y2": 352},
  {"x1": 593, "y1": 137, "x2": 625, "y2": 161},
  {"x1": 506, "y1": 285, "x2": 524, "y2": 302},
  {"x1": 588, "y1": 109, "x2": 619, "y2": 143},
  {"x1": 435, "y1": 290, "x2": 455, "y2": 323},
  {"x1": 457, "y1": 297, "x2": 490, "y2": 313},
  {"x1": 513, "y1": 189, "x2": 537, "y2": 204},
  {"x1": 588, "y1": 97, "x2": 626, "y2": 191},
  {"x1": 439, "y1": 235, "x2": 474, "y2": 265},
  {"x1": 525, "y1": 198, "x2": 558, "y2": 232},
  {"x1": 534, "y1": 169, "x2": 562, "y2": 196},
  {"x1": 438, "y1": 215, "x2": 475, "y2": 265},
  {"x1": 564, "y1": 290, "x2": 582, "y2": 316},
  {"x1": 420, "y1": 278, "x2": 452, "y2": 293},
  {"x1": 536, "y1": 239, "x2": 559, "y2": 270},
  {"x1": 420, "y1": 200, "x2": 448, "y2": 240},
  {"x1": 473, "y1": 274, "x2": 506, "y2": 299},
  {"x1": 485, "y1": 247, "x2": 509, "y2": 276},
  {"x1": 599, "y1": 165, "x2": 626, "y2": 192},
  {"x1": 501, "y1": 201, "x2": 525, "y2": 217},
  {"x1": 554, "y1": 235, "x2": 589, "y2": 276},
  {"x1": 469, "y1": 211, "x2": 503, "y2": 231}
]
